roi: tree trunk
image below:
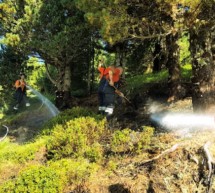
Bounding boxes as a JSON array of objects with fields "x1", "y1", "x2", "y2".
[
  {"x1": 153, "y1": 41, "x2": 162, "y2": 72},
  {"x1": 153, "y1": 39, "x2": 167, "y2": 72},
  {"x1": 190, "y1": 27, "x2": 215, "y2": 112},
  {"x1": 55, "y1": 64, "x2": 72, "y2": 109},
  {"x1": 115, "y1": 44, "x2": 126, "y2": 78},
  {"x1": 166, "y1": 33, "x2": 182, "y2": 102},
  {"x1": 87, "y1": 38, "x2": 95, "y2": 95}
]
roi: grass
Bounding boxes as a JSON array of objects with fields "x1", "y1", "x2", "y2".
[
  {"x1": 126, "y1": 64, "x2": 192, "y2": 91},
  {"x1": 181, "y1": 63, "x2": 192, "y2": 81}
]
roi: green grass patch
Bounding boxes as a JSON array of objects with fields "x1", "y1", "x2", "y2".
[
  {"x1": 126, "y1": 70, "x2": 168, "y2": 90},
  {"x1": 126, "y1": 64, "x2": 192, "y2": 91},
  {"x1": 181, "y1": 63, "x2": 192, "y2": 81}
]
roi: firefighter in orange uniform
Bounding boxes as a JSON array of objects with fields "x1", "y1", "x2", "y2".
[
  {"x1": 103, "y1": 64, "x2": 123, "y2": 119},
  {"x1": 13, "y1": 73, "x2": 30, "y2": 110}
]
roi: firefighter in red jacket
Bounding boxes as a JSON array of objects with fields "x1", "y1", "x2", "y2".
[{"x1": 99, "y1": 65, "x2": 123, "y2": 118}]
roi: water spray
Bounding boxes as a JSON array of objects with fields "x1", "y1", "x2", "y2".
[
  {"x1": 27, "y1": 85, "x2": 59, "y2": 117},
  {"x1": 147, "y1": 99, "x2": 215, "y2": 136},
  {"x1": 151, "y1": 112, "x2": 215, "y2": 130},
  {"x1": 0, "y1": 125, "x2": 8, "y2": 142}
]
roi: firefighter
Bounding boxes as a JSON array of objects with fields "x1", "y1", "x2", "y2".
[
  {"x1": 97, "y1": 59, "x2": 107, "y2": 114},
  {"x1": 103, "y1": 64, "x2": 123, "y2": 119},
  {"x1": 13, "y1": 73, "x2": 30, "y2": 110}
]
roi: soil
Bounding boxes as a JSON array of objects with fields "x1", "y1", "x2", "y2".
[{"x1": 2, "y1": 105, "x2": 54, "y2": 143}]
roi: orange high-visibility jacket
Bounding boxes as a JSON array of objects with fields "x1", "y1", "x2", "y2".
[
  {"x1": 98, "y1": 67, "x2": 107, "y2": 79},
  {"x1": 15, "y1": 80, "x2": 26, "y2": 91},
  {"x1": 105, "y1": 66, "x2": 123, "y2": 83}
]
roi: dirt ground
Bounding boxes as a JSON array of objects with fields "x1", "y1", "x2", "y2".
[{"x1": 3, "y1": 105, "x2": 54, "y2": 143}]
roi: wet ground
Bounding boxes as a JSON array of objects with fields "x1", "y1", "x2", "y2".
[
  {"x1": 1, "y1": 105, "x2": 54, "y2": 143},
  {"x1": 0, "y1": 83, "x2": 196, "y2": 144}
]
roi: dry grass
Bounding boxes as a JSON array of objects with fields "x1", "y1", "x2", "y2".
[{"x1": 79, "y1": 130, "x2": 215, "y2": 193}]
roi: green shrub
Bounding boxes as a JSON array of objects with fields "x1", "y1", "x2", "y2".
[
  {"x1": 111, "y1": 128, "x2": 135, "y2": 153},
  {"x1": 106, "y1": 159, "x2": 117, "y2": 172},
  {"x1": 110, "y1": 126, "x2": 155, "y2": 154},
  {"x1": 46, "y1": 117, "x2": 107, "y2": 161},
  {"x1": 84, "y1": 142, "x2": 103, "y2": 162},
  {"x1": 0, "y1": 165, "x2": 66, "y2": 193},
  {"x1": 0, "y1": 138, "x2": 45, "y2": 163},
  {"x1": 49, "y1": 158, "x2": 99, "y2": 185},
  {"x1": 42, "y1": 107, "x2": 103, "y2": 135},
  {"x1": 136, "y1": 126, "x2": 154, "y2": 153}
]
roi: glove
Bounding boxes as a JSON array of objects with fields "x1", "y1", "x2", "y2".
[{"x1": 115, "y1": 90, "x2": 124, "y2": 97}]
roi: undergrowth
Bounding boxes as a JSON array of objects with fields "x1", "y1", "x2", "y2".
[
  {"x1": 0, "y1": 106, "x2": 157, "y2": 192},
  {"x1": 126, "y1": 64, "x2": 192, "y2": 92}
]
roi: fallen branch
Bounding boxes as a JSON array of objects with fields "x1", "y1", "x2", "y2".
[
  {"x1": 137, "y1": 144, "x2": 179, "y2": 166},
  {"x1": 203, "y1": 141, "x2": 215, "y2": 193}
]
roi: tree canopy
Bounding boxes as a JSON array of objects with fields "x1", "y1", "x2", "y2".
[{"x1": 0, "y1": 0, "x2": 215, "y2": 111}]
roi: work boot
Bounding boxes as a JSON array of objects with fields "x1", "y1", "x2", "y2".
[
  {"x1": 26, "y1": 103, "x2": 30, "y2": 107},
  {"x1": 98, "y1": 106, "x2": 106, "y2": 115},
  {"x1": 13, "y1": 104, "x2": 19, "y2": 110},
  {"x1": 13, "y1": 106, "x2": 18, "y2": 110}
]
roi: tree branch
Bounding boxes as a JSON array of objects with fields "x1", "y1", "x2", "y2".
[
  {"x1": 137, "y1": 144, "x2": 179, "y2": 166},
  {"x1": 203, "y1": 141, "x2": 215, "y2": 192},
  {"x1": 44, "y1": 62, "x2": 57, "y2": 85}
]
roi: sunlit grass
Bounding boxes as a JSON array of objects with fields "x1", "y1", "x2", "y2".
[
  {"x1": 126, "y1": 70, "x2": 168, "y2": 90},
  {"x1": 126, "y1": 64, "x2": 192, "y2": 91},
  {"x1": 181, "y1": 64, "x2": 192, "y2": 81}
]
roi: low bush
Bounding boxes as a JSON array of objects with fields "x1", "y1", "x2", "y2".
[
  {"x1": 136, "y1": 126, "x2": 154, "y2": 153},
  {"x1": 111, "y1": 128, "x2": 135, "y2": 153},
  {"x1": 0, "y1": 139, "x2": 45, "y2": 163},
  {"x1": 42, "y1": 107, "x2": 103, "y2": 135},
  {"x1": 46, "y1": 116, "x2": 107, "y2": 161},
  {"x1": 0, "y1": 165, "x2": 66, "y2": 193},
  {"x1": 110, "y1": 126, "x2": 154, "y2": 153},
  {"x1": 49, "y1": 158, "x2": 99, "y2": 185}
]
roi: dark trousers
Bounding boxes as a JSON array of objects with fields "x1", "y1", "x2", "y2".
[
  {"x1": 14, "y1": 89, "x2": 28, "y2": 108},
  {"x1": 98, "y1": 77, "x2": 107, "y2": 108},
  {"x1": 104, "y1": 85, "x2": 115, "y2": 107},
  {"x1": 103, "y1": 83, "x2": 117, "y2": 116}
]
